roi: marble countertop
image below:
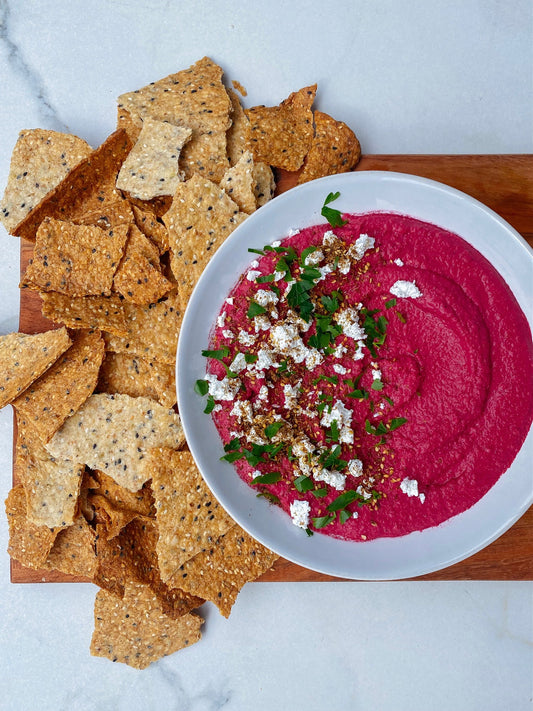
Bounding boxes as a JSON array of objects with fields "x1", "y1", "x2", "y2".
[{"x1": 0, "y1": 2, "x2": 531, "y2": 709}]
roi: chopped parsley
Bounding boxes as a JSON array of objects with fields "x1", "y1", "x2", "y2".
[
  {"x1": 320, "y1": 192, "x2": 348, "y2": 228},
  {"x1": 247, "y1": 301, "x2": 267, "y2": 318}
]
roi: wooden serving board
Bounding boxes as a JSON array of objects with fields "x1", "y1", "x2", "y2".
[{"x1": 11, "y1": 154, "x2": 533, "y2": 583}]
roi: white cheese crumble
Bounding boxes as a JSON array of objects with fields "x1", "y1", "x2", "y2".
[
  {"x1": 271, "y1": 239, "x2": 282, "y2": 247},
  {"x1": 335, "y1": 307, "x2": 366, "y2": 341},
  {"x1": 333, "y1": 344, "x2": 347, "y2": 358},
  {"x1": 372, "y1": 367, "x2": 382, "y2": 381},
  {"x1": 290, "y1": 499, "x2": 311, "y2": 529},
  {"x1": 221, "y1": 329, "x2": 233, "y2": 339},
  {"x1": 304, "y1": 249, "x2": 324, "y2": 266},
  {"x1": 348, "y1": 459, "x2": 363, "y2": 477},
  {"x1": 254, "y1": 347, "x2": 279, "y2": 371},
  {"x1": 348, "y1": 233, "x2": 375, "y2": 261},
  {"x1": 283, "y1": 381, "x2": 301, "y2": 410},
  {"x1": 400, "y1": 477, "x2": 425, "y2": 503},
  {"x1": 394, "y1": 258, "x2": 404, "y2": 266},
  {"x1": 314, "y1": 468, "x2": 346, "y2": 491},
  {"x1": 322, "y1": 230, "x2": 337, "y2": 246},
  {"x1": 229, "y1": 352, "x2": 248, "y2": 373},
  {"x1": 225, "y1": 297, "x2": 234, "y2": 305},
  {"x1": 205, "y1": 373, "x2": 241, "y2": 401},
  {"x1": 305, "y1": 348, "x2": 324, "y2": 370},
  {"x1": 270, "y1": 322, "x2": 308, "y2": 363},
  {"x1": 254, "y1": 314, "x2": 271, "y2": 332},
  {"x1": 255, "y1": 289, "x2": 279, "y2": 307},
  {"x1": 230, "y1": 399, "x2": 253, "y2": 423},
  {"x1": 250, "y1": 259, "x2": 259, "y2": 268},
  {"x1": 320, "y1": 400, "x2": 354, "y2": 444},
  {"x1": 333, "y1": 363, "x2": 347, "y2": 375},
  {"x1": 390, "y1": 280, "x2": 422, "y2": 298},
  {"x1": 238, "y1": 329, "x2": 256, "y2": 346},
  {"x1": 247, "y1": 270, "x2": 262, "y2": 282},
  {"x1": 216, "y1": 311, "x2": 226, "y2": 327}
]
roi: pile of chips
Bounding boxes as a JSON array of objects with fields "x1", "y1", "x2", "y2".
[{"x1": 0, "y1": 57, "x2": 361, "y2": 668}]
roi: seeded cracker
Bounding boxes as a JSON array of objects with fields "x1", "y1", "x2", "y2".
[
  {"x1": 45, "y1": 393, "x2": 185, "y2": 492},
  {"x1": 16, "y1": 420, "x2": 84, "y2": 528},
  {"x1": 219, "y1": 151, "x2": 257, "y2": 214},
  {"x1": 298, "y1": 110, "x2": 361, "y2": 184},
  {"x1": 5, "y1": 485, "x2": 59, "y2": 569},
  {"x1": 89, "y1": 469, "x2": 154, "y2": 540},
  {"x1": 0, "y1": 129, "x2": 92, "y2": 234},
  {"x1": 172, "y1": 524, "x2": 279, "y2": 617},
  {"x1": 113, "y1": 225, "x2": 172, "y2": 305},
  {"x1": 246, "y1": 85, "x2": 317, "y2": 170},
  {"x1": 130, "y1": 203, "x2": 170, "y2": 254},
  {"x1": 96, "y1": 352, "x2": 176, "y2": 408},
  {"x1": 90, "y1": 582, "x2": 203, "y2": 669},
  {"x1": 116, "y1": 118, "x2": 192, "y2": 200},
  {"x1": 252, "y1": 162, "x2": 276, "y2": 208},
  {"x1": 43, "y1": 515, "x2": 97, "y2": 579},
  {"x1": 148, "y1": 448, "x2": 234, "y2": 580},
  {"x1": 163, "y1": 174, "x2": 247, "y2": 309},
  {"x1": 0, "y1": 327, "x2": 71, "y2": 409},
  {"x1": 13, "y1": 129, "x2": 133, "y2": 243},
  {"x1": 75, "y1": 199, "x2": 134, "y2": 231},
  {"x1": 21, "y1": 218, "x2": 129, "y2": 297},
  {"x1": 13, "y1": 329, "x2": 105, "y2": 444},
  {"x1": 102, "y1": 291, "x2": 182, "y2": 364},
  {"x1": 226, "y1": 88, "x2": 251, "y2": 166},
  {"x1": 41, "y1": 292, "x2": 128, "y2": 337}
]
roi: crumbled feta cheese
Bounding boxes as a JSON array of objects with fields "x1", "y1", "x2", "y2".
[
  {"x1": 394, "y1": 258, "x2": 404, "y2": 267},
  {"x1": 286, "y1": 229, "x2": 300, "y2": 238},
  {"x1": 320, "y1": 400, "x2": 354, "y2": 444},
  {"x1": 238, "y1": 329, "x2": 256, "y2": 346},
  {"x1": 317, "y1": 263, "x2": 334, "y2": 281},
  {"x1": 254, "y1": 347, "x2": 279, "y2": 371},
  {"x1": 247, "y1": 270, "x2": 262, "y2": 282},
  {"x1": 322, "y1": 230, "x2": 337, "y2": 246},
  {"x1": 335, "y1": 308, "x2": 367, "y2": 341},
  {"x1": 251, "y1": 469, "x2": 262, "y2": 479},
  {"x1": 292, "y1": 436, "x2": 315, "y2": 459},
  {"x1": 255, "y1": 289, "x2": 279, "y2": 307},
  {"x1": 304, "y1": 249, "x2": 324, "y2": 266},
  {"x1": 216, "y1": 311, "x2": 226, "y2": 327},
  {"x1": 353, "y1": 341, "x2": 365, "y2": 360},
  {"x1": 337, "y1": 257, "x2": 351, "y2": 274},
  {"x1": 305, "y1": 348, "x2": 323, "y2": 370},
  {"x1": 348, "y1": 459, "x2": 363, "y2": 477},
  {"x1": 273, "y1": 270, "x2": 285, "y2": 281},
  {"x1": 400, "y1": 477, "x2": 419, "y2": 497},
  {"x1": 226, "y1": 297, "x2": 234, "y2": 305},
  {"x1": 283, "y1": 381, "x2": 301, "y2": 409},
  {"x1": 271, "y1": 322, "x2": 308, "y2": 363},
  {"x1": 230, "y1": 399, "x2": 253, "y2": 423},
  {"x1": 205, "y1": 373, "x2": 241, "y2": 401},
  {"x1": 314, "y1": 468, "x2": 346, "y2": 490},
  {"x1": 213, "y1": 404, "x2": 222, "y2": 413},
  {"x1": 254, "y1": 315, "x2": 271, "y2": 332},
  {"x1": 222, "y1": 329, "x2": 233, "y2": 339},
  {"x1": 372, "y1": 367, "x2": 382, "y2": 381},
  {"x1": 333, "y1": 363, "x2": 347, "y2": 375},
  {"x1": 230, "y1": 352, "x2": 248, "y2": 373},
  {"x1": 290, "y1": 500, "x2": 310, "y2": 529},
  {"x1": 271, "y1": 239, "x2": 282, "y2": 247},
  {"x1": 333, "y1": 344, "x2": 347, "y2": 358},
  {"x1": 256, "y1": 385, "x2": 269, "y2": 403},
  {"x1": 250, "y1": 259, "x2": 259, "y2": 268},
  {"x1": 349, "y1": 233, "x2": 375, "y2": 260},
  {"x1": 356, "y1": 485, "x2": 372, "y2": 500},
  {"x1": 390, "y1": 280, "x2": 422, "y2": 298}
]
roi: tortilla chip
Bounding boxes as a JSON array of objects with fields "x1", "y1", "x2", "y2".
[
  {"x1": 13, "y1": 329, "x2": 105, "y2": 444},
  {"x1": 102, "y1": 290, "x2": 182, "y2": 364},
  {"x1": 246, "y1": 85, "x2": 316, "y2": 170},
  {"x1": 45, "y1": 393, "x2": 185, "y2": 492},
  {"x1": 253, "y1": 162, "x2": 276, "y2": 207},
  {"x1": 16, "y1": 420, "x2": 84, "y2": 528},
  {"x1": 0, "y1": 129, "x2": 92, "y2": 234},
  {"x1": 90, "y1": 582, "x2": 203, "y2": 669},
  {"x1": 219, "y1": 151, "x2": 257, "y2": 214},
  {"x1": 43, "y1": 515, "x2": 97, "y2": 578},
  {"x1": 171, "y1": 524, "x2": 279, "y2": 617},
  {"x1": 21, "y1": 218, "x2": 129, "y2": 297},
  {"x1": 116, "y1": 118, "x2": 192, "y2": 200},
  {"x1": 148, "y1": 448, "x2": 234, "y2": 580},
  {"x1": 130, "y1": 203, "x2": 170, "y2": 254},
  {"x1": 41, "y1": 292, "x2": 128, "y2": 337},
  {"x1": 89, "y1": 470, "x2": 154, "y2": 539},
  {"x1": 75, "y1": 199, "x2": 134, "y2": 231},
  {"x1": 117, "y1": 57, "x2": 232, "y2": 137},
  {"x1": 13, "y1": 129, "x2": 132, "y2": 243},
  {"x1": 0, "y1": 327, "x2": 71, "y2": 409},
  {"x1": 113, "y1": 225, "x2": 172, "y2": 305},
  {"x1": 163, "y1": 175, "x2": 247, "y2": 309},
  {"x1": 5, "y1": 485, "x2": 59, "y2": 569},
  {"x1": 96, "y1": 351, "x2": 176, "y2": 408},
  {"x1": 226, "y1": 88, "x2": 250, "y2": 166},
  {"x1": 298, "y1": 110, "x2": 361, "y2": 184},
  {"x1": 179, "y1": 130, "x2": 229, "y2": 183}
]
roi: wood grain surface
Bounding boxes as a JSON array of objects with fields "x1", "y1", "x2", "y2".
[{"x1": 11, "y1": 154, "x2": 533, "y2": 583}]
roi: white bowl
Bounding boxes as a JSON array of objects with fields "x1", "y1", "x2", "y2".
[{"x1": 176, "y1": 171, "x2": 533, "y2": 580}]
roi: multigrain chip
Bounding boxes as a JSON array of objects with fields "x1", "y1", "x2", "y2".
[
  {"x1": 0, "y1": 327, "x2": 71, "y2": 409},
  {"x1": 117, "y1": 57, "x2": 232, "y2": 138},
  {"x1": 21, "y1": 218, "x2": 129, "y2": 297},
  {"x1": 148, "y1": 448, "x2": 234, "y2": 579},
  {"x1": 116, "y1": 118, "x2": 192, "y2": 200},
  {"x1": 5, "y1": 485, "x2": 59, "y2": 569},
  {"x1": 16, "y1": 421, "x2": 84, "y2": 528},
  {"x1": 90, "y1": 582, "x2": 203, "y2": 669},
  {"x1": 102, "y1": 290, "x2": 182, "y2": 364},
  {"x1": 226, "y1": 88, "x2": 250, "y2": 166},
  {"x1": 253, "y1": 162, "x2": 276, "y2": 207},
  {"x1": 13, "y1": 329, "x2": 104, "y2": 444},
  {"x1": 97, "y1": 351, "x2": 176, "y2": 408},
  {"x1": 113, "y1": 225, "x2": 172, "y2": 305},
  {"x1": 41, "y1": 292, "x2": 128, "y2": 337},
  {"x1": 179, "y1": 130, "x2": 229, "y2": 183},
  {"x1": 246, "y1": 85, "x2": 316, "y2": 170},
  {"x1": 13, "y1": 129, "x2": 132, "y2": 243},
  {"x1": 89, "y1": 470, "x2": 154, "y2": 539},
  {"x1": 131, "y1": 203, "x2": 170, "y2": 254},
  {"x1": 219, "y1": 151, "x2": 257, "y2": 214},
  {"x1": 75, "y1": 199, "x2": 133, "y2": 231},
  {"x1": 46, "y1": 393, "x2": 185, "y2": 491},
  {"x1": 0, "y1": 129, "x2": 92, "y2": 234},
  {"x1": 163, "y1": 175, "x2": 247, "y2": 309},
  {"x1": 298, "y1": 110, "x2": 361, "y2": 184},
  {"x1": 13, "y1": 329, "x2": 104, "y2": 443},
  {"x1": 43, "y1": 515, "x2": 97, "y2": 578},
  {"x1": 172, "y1": 524, "x2": 279, "y2": 617}
]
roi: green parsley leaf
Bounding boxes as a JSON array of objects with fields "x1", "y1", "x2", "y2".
[
  {"x1": 321, "y1": 294, "x2": 340, "y2": 313},
  {"x1": 203, "y1": 395, "x2": 215, "y2": 414},
  {"x1": 265, "y1": 421, "x2": 284, "y2": 439},
  {"x1": 327, "y1": 419, "x2": 340, "y2": 442},
  {"x1": 389, "y1": 417, "x2": 407, "y2": 431},
  {"x1": 346, "y1": 388, "x2": 369, "y2": 400},
  {"x1": 244, "y1": 353, "x2": 258, "y2": 364},
  {"x1": 294, "y1": 475, "x2": 314, "y2": 493},
  {"x1": 311, "y1": 487, "x2": 329, "y2": 498},
  {"x1": 252, "y1": 471, "x2": 282, "y2": 485},
  {"x1": 256, "y1": 273, "x2": 275, "y2": 283},
  {"x1": 248, "y1": 247, "x2": 267, "y2": 255},
  {"x1": 321, "y1": 192, "x2": 348, "y2": 228},
  {"x1": 256, "y1": 491, "x2": 281, "y2": 505},
  {"x1": 223, "y1": 437, "x2": 241, "y2": 452},
  {"x1": 300, "y1": 246, "x2": 317, "y2": 265},
  {"x1": 194, "y1": 379, "x2": 209, "y2": 396},
  {"x1": 220, "y1": 450, "x2": 245, "y2": 462},
  {"x1": 371, "y1": 379, "x2": 384, "y2": 391},
  {"x1": 327, "y1": 490, "x2": 362, "y2": 512},
  {"x1": 247, "y1": 301, "x2": 267, "y2": 318},
  {"x1": 338, "y1": 509, "x2": 352, "y2": 525},
  {"x1": 312, "y1": 514, "x2": 336, "y2": 528},
  {"x1": 385, "y1": 298, "x2": 397, "y2": 309},
  {"x1": 201, "y1": 347, "x2": 230, "y2": 360}
]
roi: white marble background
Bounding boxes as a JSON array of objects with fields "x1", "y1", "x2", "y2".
[{"x1": 0, "y1": 2, "x2": 531, "y2": 710}]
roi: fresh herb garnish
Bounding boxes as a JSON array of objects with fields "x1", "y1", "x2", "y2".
[
  {"x1": 203, "y1": 395, "x2": 215, "y2": 414},
  {"x1": 321, "y1": 192, "x2": 348, "y2": 228},
  {"x1": 256, "y1": 273, "x2": 275, "y2": 283},
  {"x1": 252, "y1": 471, "x2": 282, "y2": 485},
  {"x1": 321, "y1": 294, "x2": 340, "y2": 313},
  {"x1": 294, "y1": 474, "x2": 314, "y2": 493},
  {"x1": 194, "y1": 379, "x2": 209, "y2": 396},
  {"x1": 300, "y1": 245, "x2": 317, "y2": 265},
  {"x1": 265, "y1": 421, "x2": 284, "y2": 439},
  {"x1": 247, "y1": 301, "x2": 267, "y2": 318},
  {"x1": 312, "y1": 514, "x2": 336, "y2": 528},
  {"x1": 256, "y1": 491, "x2": 281, "y2": 505},
  {"x1": 371, "y1": 379, "x2": 384, "y2": 391},
  {"x1": 311, "y1": 487, "x2": 329, "y2": 498},
  {"x1": 201, "y1": 347, "x2": 230, "y2": 360},
  {"x1": 385, "y1": 298, "x2": 397, "y2": 309},
  {"x1": 244, "y1": 353, "x2": 258, "y2": 364}
]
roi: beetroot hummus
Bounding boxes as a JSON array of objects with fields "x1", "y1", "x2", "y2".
[{"x1": 197, "y1": 209, "x2": 533, "y2": 540}]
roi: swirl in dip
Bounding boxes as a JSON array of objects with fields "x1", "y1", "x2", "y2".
[{"x1": 198, "y1": 212, "x2": 533, "y2": 540}]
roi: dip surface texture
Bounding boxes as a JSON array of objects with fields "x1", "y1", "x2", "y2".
[{"x1": 202, "y1": 212, "x2": 533, "y2": 540}]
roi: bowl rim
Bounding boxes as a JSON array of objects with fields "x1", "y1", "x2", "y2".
[{"x1": 176, "y1": 170, "x2": 533, "y2": 580}]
